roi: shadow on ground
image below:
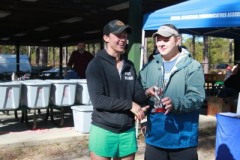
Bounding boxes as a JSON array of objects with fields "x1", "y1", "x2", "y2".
[{"x1": 0, "y1": 108, "x2": 74, "y2": 135}]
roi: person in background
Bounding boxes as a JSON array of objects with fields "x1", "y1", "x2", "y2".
[
  {"x1": 218, "y1": 64, "x2": 240, "y2": 98},
  {"x1": 86, "y1": 19, "x2": 149, "y2": 160},
  {"x1": 224, "y1": 65, "x2": 232, "y2": 80},
  {"x1": 139, "y1": 24, "x2": 205, "y2": 160},
  {"x1": 148, "y1": 46, "x2": 159, "y2": 62},
  {"x1": 67, "y1": 42, "x2": 94, "y2": 78}
]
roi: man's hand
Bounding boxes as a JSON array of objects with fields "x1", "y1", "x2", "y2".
[
  {"x1": 161, "y1": 97, "x2": 173, "y2": 115},
  {"x1": 145, "y1": 86, "x2": 163, "y2": 98}
]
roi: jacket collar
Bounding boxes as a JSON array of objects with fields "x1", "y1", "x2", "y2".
[
  {"x1": 96, "y1": 49, "x2": 131, "y2": 68},
  {"x1": 153, "y1": 50, "x2": 192, "y2": 69}
]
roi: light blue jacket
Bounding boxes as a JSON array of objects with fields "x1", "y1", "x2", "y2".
[{"x1": 139, "y1": 51, "x2": 205, "y2": 149}]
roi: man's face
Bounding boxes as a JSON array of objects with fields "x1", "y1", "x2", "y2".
[
  {"x1": 155, "y1": 35, "x2": 181, "y2": 60},
  {"x1": 77, "y1": 43, "x2": 85, "y2": 52}
]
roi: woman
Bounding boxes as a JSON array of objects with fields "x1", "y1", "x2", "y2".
[{"x1": 86, "y1": 19, "x2": 149, "y2": 160}]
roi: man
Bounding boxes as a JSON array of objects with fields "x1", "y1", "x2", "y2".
[
  {"x1": 67, "y1": 42, "x2": 94, "y2": 78},
  {"x1": 139, "y1": 24, "x2": 205, "y2": 160},
  {"x1": 86, "y1": 19, "x2": 149, "y2": 160}
]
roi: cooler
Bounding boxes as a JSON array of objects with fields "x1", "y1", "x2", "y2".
[
  {"x1": 71, "y1": 105, "x2": 93, "y2": 133},
  {"x1": 48, "y1": 80, "x2": 77, "y2": 106},
  {"x1": 0, "y1": 81, "x2": 22, "y2": 110},
  {"x1": 21, "y1": 80, "x2": 52, "y2": 108},
  {"x1": 71, "y1": 79, "x2": 91, "y2": 105}
]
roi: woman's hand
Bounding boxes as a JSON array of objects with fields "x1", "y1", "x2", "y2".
[{"x1": 131, "y1": 102, "x2": 149, "y2": 120}]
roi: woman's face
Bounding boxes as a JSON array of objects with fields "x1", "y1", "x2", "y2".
[{"x1": 104, "y1": 32, "x2": 128, "y2": 55}]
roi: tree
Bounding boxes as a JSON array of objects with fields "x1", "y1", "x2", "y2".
[
  {"x1": 208, "y1": 37, "x2": 231, "y2": 66},
  {"x1": 182, "y1": 36, "x2": 234, "y2": 71}
]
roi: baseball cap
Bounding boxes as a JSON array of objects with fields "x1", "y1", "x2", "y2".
[
  {"x1": 103, "y1": 19, "x2": 132, "y2": 35},
  {"x1": 152, "y1": 25, "x2": 179, "y2": 37}
]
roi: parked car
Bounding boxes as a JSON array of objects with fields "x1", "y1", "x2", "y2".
[
  {"x1": 216, "y1": 63, "x2": 229, "y2": 69},
  {"x1": 39, "y1": 67, "x2": 77, "y2": 79},
  {"x1": 0, "y1": 54, "x2": 31, "y2": 80}
]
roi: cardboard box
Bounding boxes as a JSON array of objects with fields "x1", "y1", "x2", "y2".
[{"x1": 207, "y1": 96, "x2": 236, "y2": 116}]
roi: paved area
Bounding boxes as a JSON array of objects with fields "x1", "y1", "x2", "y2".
[
  {"x1": 0, "y1": 109, "x2": 87, "y2": 148},
  {"x1": 0, "y1": 109, "x2": 217, "y2": 149}
]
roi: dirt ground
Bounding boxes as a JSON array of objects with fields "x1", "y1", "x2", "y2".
[{"x1": 0, "y1": 125, "x2": 216, "y2": 160}]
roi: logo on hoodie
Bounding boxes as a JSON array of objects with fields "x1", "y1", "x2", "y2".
[{"x1": 124, "y1": 72, "x2": 133, "y2": 80}]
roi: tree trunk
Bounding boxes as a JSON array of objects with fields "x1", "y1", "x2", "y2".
[
  {"x1": 53, "y1": 47, "x2": 56, "y2": 67},
  {"x1": 42, "y1": 47, "x2": 48, "y2": 66},
  {"x1": 36, "y1": 47, "x2": 40, "y2": 66},
  {"x1": 192, "y1": 35, "x2": 196, "y2": 58},
  {"x1": 62, "y1": 47, "x2": 66, "y2": 66},
  {"x1": 203, "y1": 36, "x2": 209, "y2": 73}
]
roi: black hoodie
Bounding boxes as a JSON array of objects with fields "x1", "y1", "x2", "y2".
[{"x1": 86, "y1": 49, "x2": 147, "y2": 133}]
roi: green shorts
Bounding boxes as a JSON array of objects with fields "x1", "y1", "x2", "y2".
[{"x1": 88, "y1": 125, "x2": 138, "y2": 158}]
